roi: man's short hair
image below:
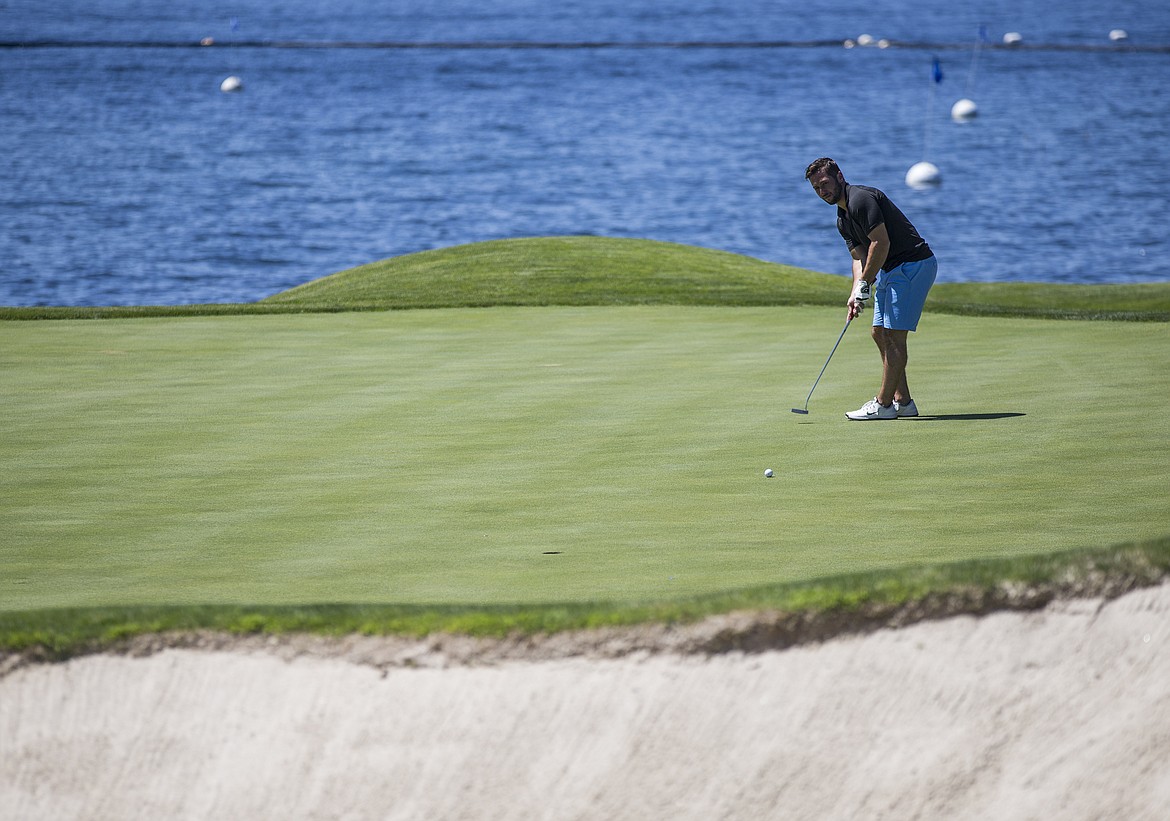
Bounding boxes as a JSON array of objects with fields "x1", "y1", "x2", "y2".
[{"x1": 805, "y1": 157, "x2": 840, "y2": 180}]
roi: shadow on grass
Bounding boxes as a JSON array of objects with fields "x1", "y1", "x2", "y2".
[
  {"x1": 907, "y1": 413, "x2": 1026, "y2": 422},
  {"x1": 793, "y1": 412, "x2": 1025, "y2": 424}
]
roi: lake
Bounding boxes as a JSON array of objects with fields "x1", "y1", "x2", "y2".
[{"x1": 2, "y1": 0, "x2": 1167, "y2": 305}]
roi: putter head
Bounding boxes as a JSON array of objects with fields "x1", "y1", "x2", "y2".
[{"x1": 791, "y1": 408, "x2": 809, "y2": 415}]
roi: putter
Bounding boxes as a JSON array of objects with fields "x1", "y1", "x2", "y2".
[{"x1": 792, "y1": 316, "x2": 852, "y2": 415}]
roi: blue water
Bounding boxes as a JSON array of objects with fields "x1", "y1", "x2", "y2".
[{"x1": 2, "y1": 0, "x2": 1168, "y2": 306}]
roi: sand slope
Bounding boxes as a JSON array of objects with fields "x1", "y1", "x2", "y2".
[{"x1": 3, "y1": 584, "x2": 1169, "y2": 820}]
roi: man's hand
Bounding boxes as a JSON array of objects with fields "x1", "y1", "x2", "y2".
[{"x1": 847, "y1": 279, "x2": 870, "y2": 321}]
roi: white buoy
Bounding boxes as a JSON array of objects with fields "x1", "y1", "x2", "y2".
[
  {"x1": 843, "y1": 39, "x2": 856, "y2": 49},
  {"x1": 951, "y1": 98, "x2": 979, "y2": 121},
  {"x1": 857, "y1": 34, "x2": 875, "y2": 46},
  {"x1": 1109, "y1": 29, "x2": 1129, "y2": 42},
  {"x1": 906, "y1": 161, "x2": 941, "y2": 189},
  {"x1": 220, "y1": 75, "x2": 243, "y2": 93},
  {"x1": 877, "y1": 39, "x2": 891, "y2": 49},
  {"x1": 1003, "y1": 32, "x2": 1023, "y2": 45}
]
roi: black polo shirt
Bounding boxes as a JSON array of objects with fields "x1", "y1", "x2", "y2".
[{"x1": 837, "y1": 183, "x2": 933, "y2": 272}]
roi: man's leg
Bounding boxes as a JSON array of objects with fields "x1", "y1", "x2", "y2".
[
  {"x1": 871, "y1": 254, "x2": 937, "y2": 409},
  {"x1": 872, "y1": 327, "x2": 910, "y2": 407}
]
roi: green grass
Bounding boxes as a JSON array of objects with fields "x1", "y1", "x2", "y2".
[
  {"x1": 3, "y1": 237, "x2": 1168, "y2": 321},
  {"x1": 5, "y1": 538, "x2": 1169, "y2": 659},
  {"x1": 266, "y1": 236, "x2": 1170, "y2": 320},
  {"x1": 2, "y1": 237, "x2": 1168, "y2": 655}
]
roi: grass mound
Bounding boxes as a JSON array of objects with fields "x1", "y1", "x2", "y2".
[
  {"x1": 262, "y1": 236, "x2": 1170, "y2": 320},
  {"x1": 4, "y1": 236, "x2": 1166, "y2": 320},
  {"x1": 262, "y1": 236, "x2": 839, "y2": 309}
]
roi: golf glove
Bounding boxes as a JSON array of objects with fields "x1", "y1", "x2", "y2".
[{"x1": 851, "y1": 279, "x2": 871, "y2": 303}]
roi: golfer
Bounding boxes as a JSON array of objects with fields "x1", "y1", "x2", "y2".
[{"x1": 805, "y1": 158, "x2": 937, "y2": 420}]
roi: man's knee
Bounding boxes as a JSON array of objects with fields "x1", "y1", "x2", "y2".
[
  {"x1": 887, "y1": 330, "x2": 909, "y2": 359},
  {"x1": 873, "y1": 326, "x2": 909, "y2": 354}
]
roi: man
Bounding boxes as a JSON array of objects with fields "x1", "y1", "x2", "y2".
[{"x1": 804, "y1": 157, "x2": 938, "y2": 420}]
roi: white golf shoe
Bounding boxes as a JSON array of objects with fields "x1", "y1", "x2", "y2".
[
  {"x1": 846, "y1": 398, "x2": 897, "y2": 421},
  {"x1": 894, "y1": 398, "x2": 919, "y2": 417}
]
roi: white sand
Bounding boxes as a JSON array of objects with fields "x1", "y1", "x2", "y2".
[{"x1": 3, "y1": 583, "x2": 1169, "y2": 820}]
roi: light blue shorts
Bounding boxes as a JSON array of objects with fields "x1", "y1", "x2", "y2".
[{"x1": 873, "y1": 255, "x2": 938, "y2": 331}]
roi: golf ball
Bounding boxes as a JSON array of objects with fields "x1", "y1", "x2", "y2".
[{"x1": 764, "y1": 468, "x2": 774, "y2": 478}]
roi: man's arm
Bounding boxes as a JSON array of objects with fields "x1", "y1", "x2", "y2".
[
  {"x1": 860, "y1": 222, "x2": 890, "y2": 284},
  {"x1": 846, "y1": 222, "x2": 890, "y2": 320}
]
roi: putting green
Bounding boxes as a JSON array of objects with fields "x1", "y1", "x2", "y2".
[{"x1": 2, "y1": 306, "x2": 1167, "y2": 610}]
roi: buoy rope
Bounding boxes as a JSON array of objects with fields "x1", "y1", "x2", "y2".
[{"x1": 1, "y1": 39, "x2": 1167, "y2": 52}]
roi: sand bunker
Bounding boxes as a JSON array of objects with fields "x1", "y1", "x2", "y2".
[{"x1": 3, "y1": 583, "x2": 1169, "y2": 820}]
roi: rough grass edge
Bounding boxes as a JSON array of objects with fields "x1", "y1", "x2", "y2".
[{"x1": 3, "y1": 536, "x2": 1167, "y2": 674}]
